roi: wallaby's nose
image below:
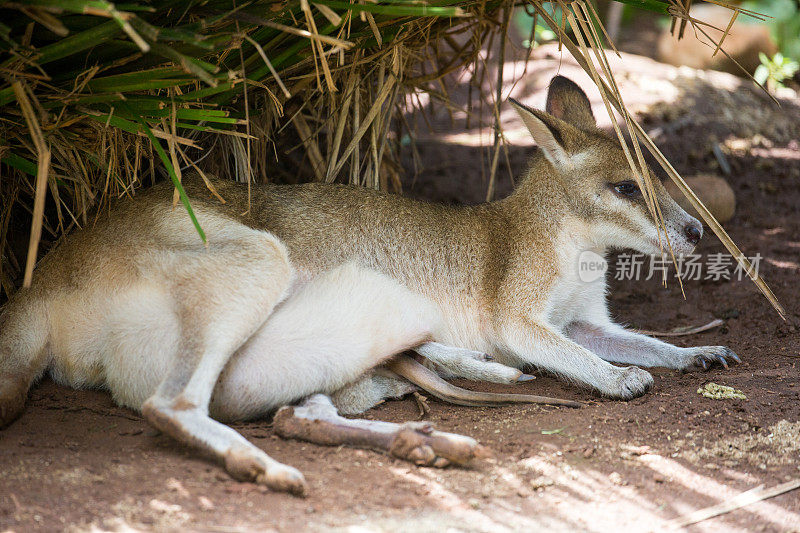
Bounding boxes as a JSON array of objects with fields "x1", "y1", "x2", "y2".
[{"x1": 685, "y1": 224, "x2": 702, "y2": 245}]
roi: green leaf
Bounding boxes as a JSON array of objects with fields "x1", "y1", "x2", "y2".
[
  {"x1": 541, "y1": 428, "x2": 565, "y2": 435},
  {"x1": 31, "y1": 21, "x2": 120, "y2": 66},
  {"x1": 148, "y1": 42, "x2": 218, "y2": 86},
  {"x1": 313, "y1": 0, "x2": 464, "y2": 17},
  {"x1": 611, "y1": 0, "x2": 670, "y2": 15},
  {"x1": 1, "y1": 153, "x2": 38, "y2": 175},
  {"x1": 88, "y1": 77, "x2": 195, "y2": 93},
  {"x1": 86, "y1": 113, "x2": 146, "y2": 135},
  {"x1": 0, "y1": 87, "x2": 14, "y2": 107},
  {"x1": 0, "y1": 21, "x2": 17, "y2": 47},
  {"x1": 754, "y1": 64, "x2": 769, "y2": 84},
  {"x1": 121, "y1": 103, "x2": 207, "y2": 244},
  {"x1": 178, "y1": 82, "x2": 235, "y2": 101}
]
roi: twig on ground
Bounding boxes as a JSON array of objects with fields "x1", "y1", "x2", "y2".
[
  {"x1": 667, "y1": 478, "x2": 800, "y2": 528},
  {"x1": 636, "y1": 318, "x2": 724, "y2": 337}
]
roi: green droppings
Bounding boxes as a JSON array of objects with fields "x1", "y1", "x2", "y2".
[{"x1": 697, "y1": 383, "x2": 747, "y2": 400}]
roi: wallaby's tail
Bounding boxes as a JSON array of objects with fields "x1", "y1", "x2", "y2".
[
  {"x1": 0, "y1": 294, "x2": 50, "y2": 428},
  {"x1": 386, "y1": 354, "x2": 582, "y2": 408}
]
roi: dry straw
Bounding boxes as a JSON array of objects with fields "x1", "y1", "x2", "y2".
[{"x1": 0, "y1": 0, "x2": 784, "y2": 318}]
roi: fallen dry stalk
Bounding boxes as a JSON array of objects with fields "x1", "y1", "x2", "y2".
[
  {"x1": 667, "y1": 478, "x2": 800, "y2": 528},
  {"x1": 12, "y1": 81, "x2": 51, "y2": 289},
  {"x1": 636, "y1": 318, "x2": 724, "y2": 337}
]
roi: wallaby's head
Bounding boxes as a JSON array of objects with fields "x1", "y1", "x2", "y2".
[{"x1": 510, "y1": 76, "x2": 702, "y2": 255}]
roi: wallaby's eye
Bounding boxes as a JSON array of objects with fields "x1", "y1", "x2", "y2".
[{"x1": 612, "y1": 181, "x2": 640, "y2": 198}]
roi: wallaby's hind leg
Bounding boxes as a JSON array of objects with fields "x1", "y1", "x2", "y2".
[
  {"x1": 328, "y1": 345, "x2": 540, "y2": 415},
  {"x1": 329, "y1": 372, "x2": 418, "y2": 415},
  {"x1": 274, "y1": 394, "x2": 488, "y2": 467},
  {"x1": 140, "y1": 229, "x2": 306, "y2": 495},
  {"x1": 0, "y1": 298, "x2": 49, "y2": 427},
  {"x1": 0, "y1": 377, "x2": 27, "y2": 428}
]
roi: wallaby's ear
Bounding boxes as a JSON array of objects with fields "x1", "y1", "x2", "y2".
[
  {"x1": 545, "y1": 76, "x2": 595, "y2": 130},
  {"x1": 508, "y1": 97, "x2": 571, "y2": 168}
]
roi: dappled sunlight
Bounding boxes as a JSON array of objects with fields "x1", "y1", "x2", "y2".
[
  {"x1": 318, "y1": 445, "x2": 800, "y2": 533},
  {"x1": 386, "y1": 466, "x2": 524, "y2": 530},
  {"x1": 750, "y1": 147, "x2": 800, "y2": 160},
  {"x1": 514, "y1": 453, "x2": 673, "y2": 531},
  {"x1": 766, "y1": 258, "x2": 800, "y2": 270}
]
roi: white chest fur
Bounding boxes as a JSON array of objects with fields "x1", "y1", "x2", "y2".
[{"x1": 543, "y1": 223, "x2": 608, "y2": 330}]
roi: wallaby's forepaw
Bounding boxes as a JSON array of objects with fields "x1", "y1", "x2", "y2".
[
  {"x1": 224, "y1": 445, "x2": 307, "y2": 496},
  {"x1": 609, "y1": 366, "x2": 653, "y2": 400},
  {"x1": 682, "y1": 346, "x2": 740, "y2": 371},
  {"x1": 388, "y1": 421, "x2": 491, "y2": 467},
  {"x1": 418, "y1": 344, "x2": 532, "y2": 384}
]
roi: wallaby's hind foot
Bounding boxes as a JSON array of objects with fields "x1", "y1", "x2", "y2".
[
  {"x1": 386, "y1": 421, "x2": 491, "y2": 467},
  {"x1": 274, "y1": 394, "x2": 489, "y2": 468},
  {"x1": 224, "y1": 445, "x2": 307, "y2": 496},
  {"x1": 143, "y1": 398, "x2": 307, "y2": 495},
  {"x1": 0, "y1": 376, "x2": 28, "y2": 428}
]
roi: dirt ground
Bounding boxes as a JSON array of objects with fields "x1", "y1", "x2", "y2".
[{"x1": 2, "y1": 42, "x2": 800, "y2": 532}]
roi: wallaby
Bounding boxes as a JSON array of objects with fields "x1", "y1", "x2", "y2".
[
  {"x1": 0, "y1": 219, "x2": 571, "y2": 495},
  {"x1": 0, "y1": 75, "x2": 737, "y2": 495}
]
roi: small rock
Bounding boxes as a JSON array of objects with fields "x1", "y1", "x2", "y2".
[{"x1": 665, "y1": 174, "x2": 736, "y2": 223}]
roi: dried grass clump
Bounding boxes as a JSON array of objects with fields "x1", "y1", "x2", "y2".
[
  {"x1": 0, "y1": 0, "x2": 784, "y2": 317},
  {"x1": 1, "y1": 0, "x2": 505, "y2": 295}
]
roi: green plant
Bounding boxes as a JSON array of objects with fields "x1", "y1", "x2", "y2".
[
  {"x1": 513, "y1": 4, "x2": 559, "y2": 48},
  {"x1": 754, "y1": 52, "x2": 800, "y2": 91}
]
